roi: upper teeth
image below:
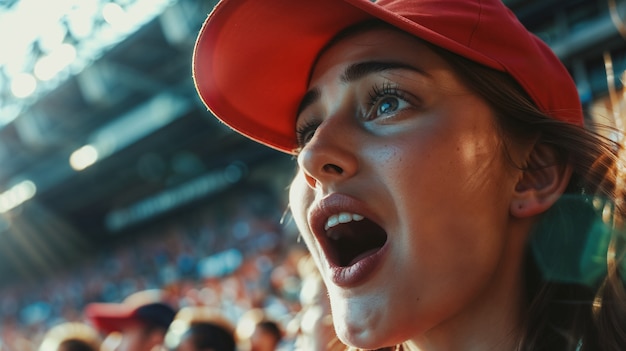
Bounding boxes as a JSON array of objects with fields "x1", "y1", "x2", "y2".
[{"x1": 324, "y1": 212, "x2": 364, "y2": 231}]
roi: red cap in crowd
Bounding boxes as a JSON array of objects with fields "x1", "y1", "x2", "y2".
[{"x1": 85, "y1": 289, "x2": 176, "y2": 333}]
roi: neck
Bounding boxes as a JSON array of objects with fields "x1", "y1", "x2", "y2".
[{"x1": 404, "y1": 218, "x2": 535, "y2": 351}]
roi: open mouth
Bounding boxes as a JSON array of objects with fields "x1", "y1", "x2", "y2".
[{"x1": 324, "y1": 213, "x2": 387, "y2": 267}]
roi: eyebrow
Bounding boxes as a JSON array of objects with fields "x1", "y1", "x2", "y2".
[
  {"x1": 296, "y1": 88, "x2": 320, "y2": 117},
  {"x1": 341, "y1": 61, "x2": 426, "y2": 83},
  {"x1": 296, "y1": 61, "x2": 427, "y2": 116}
]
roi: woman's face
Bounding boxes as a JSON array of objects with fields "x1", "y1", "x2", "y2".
[{"x1": 288, "y1": 27, "x2": 530, "y2": 348}]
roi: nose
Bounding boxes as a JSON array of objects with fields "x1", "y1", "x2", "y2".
[{"x1": 297, "y1": 121, "x2": 358, "y2": 190}]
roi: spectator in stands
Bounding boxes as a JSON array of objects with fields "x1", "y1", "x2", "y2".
[
  {"x1": 236, "y1": 309, "x2": 283, "y2": 351},
  {"x1": 37, "y1": 322, "x2": 101, "y2": 351},
  {"x1": 164, "y1": 306, "x2": 237, "y2": 351},
  {"x1": 85, "y1": 289, "x2": 176, "y2": 351}
]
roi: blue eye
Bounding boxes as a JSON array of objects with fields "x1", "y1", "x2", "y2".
[
  {"x1": 377, "y1": 97, "x2": 400, "y2": 115},
  {"x1": 368, "y1": 83, "x2": 408, "y2": 119}
]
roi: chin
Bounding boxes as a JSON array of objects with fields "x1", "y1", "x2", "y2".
[
  {"x1": 337, "y1": 330, "x2": 398, "y2": 351},
  {"x1": 331, "y1": 291, "x2": 427, "y2": 350},
  {"x1": 330, "y1": 296, "x2": 399, "y2": 350}
]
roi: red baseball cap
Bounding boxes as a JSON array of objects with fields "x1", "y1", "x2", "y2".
[
  {"x1": 85, "y1": 289, "x2": 176, "y2": 334},
  {"x1": 193, "y1": 0, "x2": 583, "y2": 155}
]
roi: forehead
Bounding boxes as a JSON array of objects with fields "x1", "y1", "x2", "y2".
[{"x1": 309, "y1": 27, "x2": 452, "y2": 85}]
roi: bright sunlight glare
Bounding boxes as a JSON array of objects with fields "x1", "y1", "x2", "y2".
[
  {"x1": 33, "y1": 44, "x2": 77, "y2": 82},
  {"x1": 70, "y1": 145, "x2": 100, "y2": 171},
  {"x1": 10, "y1": 73, "x2": 37, "y2": 98},
  {"x1": 0, "y1": 180, "x2": 37, "y2": 213},
  {"x1": 0, "y1": 0, "x2": 175, "y2": 101}
]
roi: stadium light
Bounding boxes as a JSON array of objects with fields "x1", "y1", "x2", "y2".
[
  {"x1": 0, "y1": 180, "x2": 37, "y2": 213},
  {"x1": 10, "y1": 73, "x2": 37, "y2": 98},
  {"x1": 69, "y1": 145, "x2": 100, "y2": 171},
  {"x1": 33, "y1": 44, "x2": 77, "y2": 81},
  {"x1": 0, "y1": 0, "x2": 176, "y2": 125}
]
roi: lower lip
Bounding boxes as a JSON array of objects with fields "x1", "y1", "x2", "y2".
[{"x1": 329, "y1": 242, "x2": 387, "y2": 287}]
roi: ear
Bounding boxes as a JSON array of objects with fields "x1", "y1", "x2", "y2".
[{"x1": 510, "y1": 144, "x2": 572, "y2": 218}]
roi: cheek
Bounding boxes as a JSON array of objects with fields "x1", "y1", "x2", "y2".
[
  {"x1": 383, "y1": 128, "x2": 513, "y2": 254},
  {"x1": 388, "y1": 124, "x2": 511, "y2": 208},
  {"x1": 288, "y1": 171, "x2": 309, "y2": 224},
  {"x1": 289, "y1": 170, "x2": 316, "y2": 243}
]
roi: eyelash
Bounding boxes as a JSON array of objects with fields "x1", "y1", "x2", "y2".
[
  {"x1": 295, "y1": 120, "x2": 321, "y2": 147},
  {"x1": 367, "y1": 82, "x2": 406, "y2": 109}
]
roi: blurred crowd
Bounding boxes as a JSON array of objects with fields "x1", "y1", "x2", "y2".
[{"x1": 0, "y1": 185, "x2": 338, "y2": 351}]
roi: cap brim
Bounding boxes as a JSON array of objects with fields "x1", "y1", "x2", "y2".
[
  {"x1": 85, "y1": 303, "x2": 139, "y2": 333},
  {"x1": 193, "y1": 0, "x2": 380, "y2": 154}
]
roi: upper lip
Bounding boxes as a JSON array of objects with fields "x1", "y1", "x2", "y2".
[{"x1": 307, "y1": 193, "x2": 383, "y2": 265}]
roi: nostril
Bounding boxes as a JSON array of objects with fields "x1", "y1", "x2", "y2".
[
  {"x1": 323, "y1": 163, "x2": 343, "y2": 174},
  {"x1": 304, "y1": 173, "x2": 317, "y2": 188}
]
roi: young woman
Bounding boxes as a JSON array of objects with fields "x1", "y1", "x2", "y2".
[{"x1": 192, "y1": 0, "x2": 626, "y2": 350}]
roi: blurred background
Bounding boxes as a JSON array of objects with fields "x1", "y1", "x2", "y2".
[{"x1": 0, "y1": 0, "x2": 624, "y2": 350}]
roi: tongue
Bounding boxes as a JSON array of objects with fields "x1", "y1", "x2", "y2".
[
  {"x1": 330, "y1": 218, "x2": 387, "y2": 267},
  {"x1": 348, "y1": 248, "x2": 379, "y2": 266}
]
